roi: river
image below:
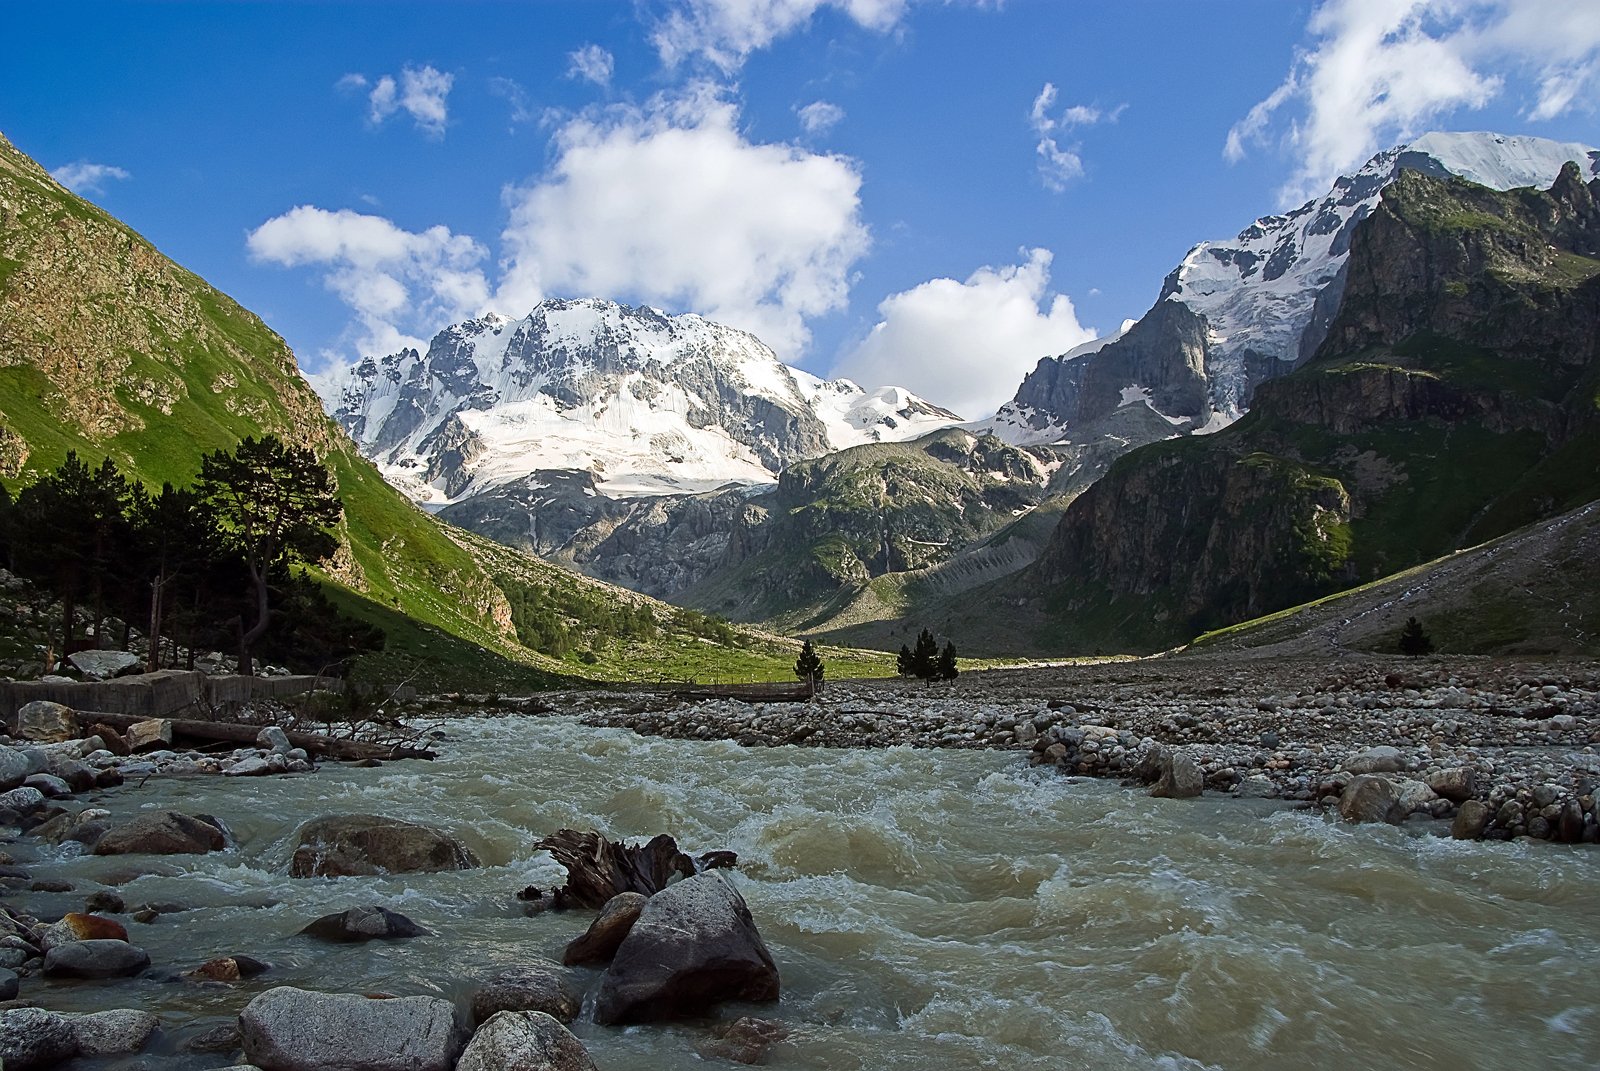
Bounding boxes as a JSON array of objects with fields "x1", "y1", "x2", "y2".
[{"x1": 22, "y1": 715, "x2": 1600, "y2": 1069}]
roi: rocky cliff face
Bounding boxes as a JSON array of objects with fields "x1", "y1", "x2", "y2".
[{"x1": 1024, "y1": 163, "x2": 1600, "y2": 653}]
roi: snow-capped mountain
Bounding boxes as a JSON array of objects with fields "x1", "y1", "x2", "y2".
[
  {"x1": 322, "y1": 298, "x2": 962, "y2": 503},
  {"x1": 983, "y1": 131, "x2": 1600, "y2": 446}
]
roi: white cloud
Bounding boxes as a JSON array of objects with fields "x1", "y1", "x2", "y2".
[
  {"x1": 797, "y1": 100, "x2": 846, "y2": 135},
  {"x1": 834, "y1": 248, "x2": 1096, "y2": 418},
  {"x1": 567, "y1": 44, "x2": 616, "y2": 87},
  {"x1": 50, "y1": 161, "x2": 131, "y2": 195},
  {"x1": 496, "y1": 86, "x2": 870, "y2": 358},
  {"x1": 247, "y1": 206, "x2": 490, "y2": 364},
  {"x1": 488, "y1": 76, "x2": 540, "y2": 126},
  {"x1": 1227, "y1": 0, "x2": 1600, "y2": 203},
  {"x1": 341, "y1": 64, "x2": 454, "y2": 137},
  {"x1": 1028, "y1": 83, "x2": 1125, "y2": 191}
]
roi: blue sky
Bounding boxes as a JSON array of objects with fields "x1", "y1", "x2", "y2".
[{"x1": 5, "y1": 0, "x2": 1598, "y2": 415}]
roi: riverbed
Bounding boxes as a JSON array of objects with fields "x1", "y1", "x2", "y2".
[{"x1": 16, "y1": 714, "x2": 1600, "y2": 1070}]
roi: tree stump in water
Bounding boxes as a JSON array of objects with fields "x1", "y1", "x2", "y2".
[{"x1": 533, "y1": 831, "x2": 697, "y2": 909}]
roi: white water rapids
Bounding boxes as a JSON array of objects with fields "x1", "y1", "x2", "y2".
[{"x1": 20, "y1": 715, "x2": 1600, "y2": 1069}]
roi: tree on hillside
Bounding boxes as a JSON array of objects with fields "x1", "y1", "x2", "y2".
[
  {"x1": 130, "y1": 482, "x2": 225, "y2": 671},
  {"x1": 937, "y1": 641, "x2": 959, "y2": 681},
  {"x1": 1398, "y1": 616, "x2": 1435, "y2": 657},
  {"x1": 896, "y1": 643, "x2": 913, "y2": 679},
  {"x1": 196, "y1": 435, "x2": 342, "y2": 676},
  {"x1": 794, "y1": 638, "x2": 825, "y2": 691},
  {"x1": 911, "y1": 628, "x2": 940, "y2": 681}
]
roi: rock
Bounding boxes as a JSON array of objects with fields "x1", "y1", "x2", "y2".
[
  {"x1": 697, "y1": 1017, "x2": 792, "y2": 1065},
  {"x1": 0, "y1": 966, "x2": 17, "y2": 999},
  {"x1": 84, "y1": 890, "x2": 125, "y2": 914},
  {"x1": 1343, "y1": 746, "x2": 1404, "y2": 775},
  {"x1": 1452, "y1": 799, "x2": 1490, "y2": 839},
  {"x1": 0, "y1": 745, "x2": 31, "y2": 790},
  {"x1": 1424, "y1": 767, "x2": 1478, "y2": 803},
  {"x1": 68, "y1": 650, "x2": 144, "y2": 680},
  {"x1": 0, "y1": 1007, "x2": 79, "y2": 1069},
  {"x1": 224, "y1": 756, "x2": 272, "y2": 777},
  {"x1": 125, "y1": 718, "x2": 174, "y2": 752},
  {"x1": 15, "y1": 701, "x2": 77, "y2": 743},
  {"x1": 43, "y1": 938, "x2": 150, "y2": 978},
  {"x1": 0, "y1": 786, "x2": 45, "y2": 820},
  {"x1": 299, "y1": 906, "x2": 431, "y2": 942},
  {"x1": 455, "y1": 1011, "x2": 597, "y2": 1071},
  {"x1": 289, "y1": 814, "x2": 478, "y2": 878},
  {"x1": 24, "y1": 773, "x2": 72, "y2": 798},
  {"x1": 40, "y1": 911, "x2": 129, "y2": 949},
  {"x1": 1337, "y1": 775, "x2": 1402, "y2": 824},
  {"x1": 33, "y1": 806, "x2": 111, "y2": 848},
  {"x1": 563, "y1": 891, "x2": 647, "y2": 966},
  {"x1": 186, "y1": 954, "x2": 270, "y2": 982},
  {"x1": 595, "y1": 872, "x2": 779, "y2": 1025},
  {"x1": 1149, "y1": 752, "x2": 1204, "y2": 799},
  {"x1": 239, "y1": 986, "x2": 466, "y2": 1071},
  {"x1": 88, "y1": 723, "x2": 132, "y2": 756},
  {"x1": 257, "y1": 725, "x2": 292, "y2": 753},
  {"x1": 1390, "y1": 778, "x2": 1439, "y2": 817},
  {"x1": 471, "y1": 961, "x2": 582, "y2": 1025},
  {"x1": 94, "y1": 810, "x2": 227, "y2": 855},
  {"x1": 182, "y1": 1023, "x2": 243, "y2": 1053},
  {"x1": 71, "y1": 1008, "x2": 160, "y2": 1055}
]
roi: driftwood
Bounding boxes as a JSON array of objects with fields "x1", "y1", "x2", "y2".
[
  {"x1": 526, "y1": 830, "x2": 737, "y2": 910},
  {"x1": 69, "y1": 711, "x2": 435, "y2": 761},
  {"x1": 666, "y1": 682, "x2": 815, "y2": 703}
]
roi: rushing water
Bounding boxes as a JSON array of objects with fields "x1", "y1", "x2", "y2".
[{"x1": 17, "y1": 715, "x2": 1600, "y2": 1069}]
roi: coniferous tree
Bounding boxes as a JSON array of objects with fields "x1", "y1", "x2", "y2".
[
  {"x1": 911, "y1": 628, "x2": 940, "y2": 681},
  {"x1": 896, "y1": 643, "x2": 913, "y2": 679},
  {"x1": 794, "y1": 638, "x2": 825, "y2": 690},
  {"x1": 1398, "y1": 616, "x2": 1435, "y2": 657},
  {"x1": 937, "y1": 641, "x2": 959, "y2": 681}
]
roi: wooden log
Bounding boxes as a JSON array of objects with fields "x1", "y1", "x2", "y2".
[
  {"x1": 69, "y1": 710, "x2": 435, "y2": 761},
  {"x1": 534, "y1": 830, "x2": 696, "y2": 908}
]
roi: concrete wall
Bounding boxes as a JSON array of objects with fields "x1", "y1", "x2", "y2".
[{"x1": 0, "y1": 671, "x2": 342, "y2": 727}]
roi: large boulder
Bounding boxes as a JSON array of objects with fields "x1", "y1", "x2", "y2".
[
  {"x1": 70, "y1": 1008, "x2": 160, "y2": 1056},
  {"x1": 471, "y1": 961, "x2": 581, "y2": 1025},
  {"x1": 43, "y1": 938, "x2": 151, "y2": 978},
  {"x1": 94, "y1": 810, "x2": 227, "y2": 855},
  {"x1": 0, "y1": 1007, "x2": 79, "y2": 1069},
  {"x1": 595, "y1": 872, "x2": 779, "y2": 1025},
  {"x1": 1451, "y1": 799, "x2": 1490, "y2": 839},
  {"x1": 564, "y1": 891, "x2": 647, "y2": 966},
  {"x1": 1337, "y1": 774, "x2": 1403, "y2": 824},
  {"x1": 40, "y1": 911, "x2": 129, "y2": 949},
  {"x1": 1148, "y1": 751, "x2": 1203, "y2": 799},
  {"x1": 1425, "y1": 767, "x2": 1478, "y2": 803},
  {"x1": 15, "y1": 701, "x2": 77, "y2": 743},
  {"x1": 125, "y1": 718, "x2": 174, "y2": 751},
  {"x1": 1342, "y1": 745, "x2": 1404, "y2": 775},
  {"x1": 299, "y1": 906, "x2": 430, "y2": 942},
  {"x1": 0, "y1": 785, "x2": 45, "y2": 822},
  {"x1": 32, "y1": 806, "x2": 111, "y2": 848},
  {"x1": 0, "y1": 744, "x2": 32, "y2": 790},
  {"x1": 455, "y1": 1011, "x2": 597, "y2": 1071},
  {"x1": 289, "y1": 814, "x2": 479, "y2": 878},
  {"x1": 68, "y1": 650, "x2": 144, "y2": 680},
  {"x1": 239, "y1": 986, "x2": 466, "y2": 1071}
]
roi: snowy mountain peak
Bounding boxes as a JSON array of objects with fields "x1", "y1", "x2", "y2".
[{"x1": 323, "y1": 298, "x2": 962, "y2": 502}]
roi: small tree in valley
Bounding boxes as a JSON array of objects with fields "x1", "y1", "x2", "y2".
[
  {"x1": 794, "y1": 638, "x2": 825, "y2": 691},
  {"x1": 1398, "y1": 616, "x2": 1434, "y2": 657},
  {"x1": 911, "y1": 628, "x2": 940, "y2": 681},
  {"x1": 937, "y1": 641, "x2": 959, "y2": 681},
  {"x1": 896, "y1": 643, "x2": 913, "y2": 679},
  {"x1": 196, "y1": 435, "x2": 342, "y2": 676}
]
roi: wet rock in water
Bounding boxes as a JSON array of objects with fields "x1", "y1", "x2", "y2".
[
  {"x1": 0, "y1": 786, "x2": 45, "y2": 822},
  {"x1": 43, "y1": 938, "x2": 151, "y2": 978},
  {"x1": 15, "y1": 701, "x2": 78, "y2": 744},
  {"x1": 1424, "y1": 767, "x2": 1478, "y2": 803},
  {"x1": 455, "y1": 1010, "x2": 597, "y2": 1071},
  {"x1": 40, "y1": 911, "x2": 129, "y2": 949},
  {"x1": 186, "y1": 954, "x2": 270, "y2": 982},
  {"x1": 1149, "y1": 751, "x2": 1203, "y2": 799},
  {"x1": 24, "y1": 772, "x2": 72, "y2": 798},
  {"x1": 288, "y1": 814, "x2": 479, "y2": 878},
  {"x1": 239, "y1": 986, "x2": 467, "y2": 1071},
  {"x1": 182, "y1": 1022, "x2": 244, "y2": 1053},
  {"x1": 697, "y1": 1017, "x2": 792, "y2": 1066},
  {"x1": 93, "y1": 810, "x2": 227, "y2": 856},
  {"x1": 0, "y1": 965, "x2": 18, "y2": 999},
  {"x1": 1342, "y1": 746, "x2": 1404, "y2": 775},
  {"x1": 563, "y1": 891, "x2": 648, "y2": 966},
  {"x1": 535, "y1": 829, "x2": 697, "y2": 909},
  {"x1": 595, "y1": 871, "x2": 779, "y2": 1025},
  {"x1": 83, "y1": 890, "x2": 125, "y2": 914},
  {"x1": 33, "y1": 807, "x2": 112, "y2": 848},
  {"x1": 300, "y1": 906, "x2": 431, "y2": 942},
  {"x1": 1452, "y1": 799, "x2": 1490, "y2": 839},
  {"x1": 471, "y1": 961, "x2": 582, "y2": 1026},
  {"x1": 225, "y1": 756, "x2": 272, "y2": 777},
  {"x1": 70, "y1": 1008, "x2": 160, "y2": 1056},
  {"x1": 0, "y1": 745, "x2": 32, "y2": 791},
  {"x1": 1338, "y1": 775, "x2": 1403, "y2": 824},
  {"x1": 698, "y1": 850, "x2": 739, "y2": 871},
  {"x1": 0, "y1": 1006, "x2": 79, "y2": 1069},
  {"x1": 30, "y1": 878, "x2": 74, "y2": 893}
]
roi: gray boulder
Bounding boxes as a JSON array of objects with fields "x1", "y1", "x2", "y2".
[
  {"x1": 455, "y1": 1011, "x2": 597, "y2": 1071},
  {"x1": 471, "y1": 961, "x2": 581, "y2": 1025},
  {"x1": 0, "y1": 1007, "x2": 79, "y2": 1069},
  {"x1": 24, "y1": 772, "x2": 72, "y2": 798},
  {"x1": 70, "y1": 1008, "x2": 160, "y2": 1056},
  {"x1": 1343, "y1": 745, "x2": 1404, "y2": 775},
  {"x1": 299, "y1": 906, "x2": 430, "y2": 942},
  {"x1": 563, "y1": 891, "x2": 647, "y2": 966},
  {"x1": 68, "y1": 650, "x2": 143, "y2": 680},
  {"x1": 257, "y1": 725, "x2": 292, "y2": 753},
  {"x1": 0, "y1": 786, "x2": 45, "y2": 821},
  {"x1": 1424, "y1": 767, "x2": 1477, "y2": 803},
  {"x1": 289, "y1": 814, "x2": 478, "y2": 878},
  {"x1": 15, "y1": 701, "x2": 77, "y2": 743},
  {"x1": 239, "y1": 987, "x2": 466, "y2": 1071},
  {"x1": 1451, "y1": 799, "x2": 1490, "y2": 839},
  {"x1": 0, "y1": 965, "x2": 17, "y2": 1000},
  {"x1": 595, "y1": 872, "x2": 779, "y2": 1025},
  {"x1": 224, "y1": 756, "x2": 272, "y2": 777},
  {"x1": 1337, "y1": 775, "x2": 1402, "y2": 824},
  {"x1": 94, "y1": 810, "x2": 227, "y2": 855},
  {"x1": 0, "y1": 745, "x2": 29, "y2": 791},
  {"x1": 43, "y1": 938, "x2": 150, "y2": 978},
  {"x1": 1149, "y1": 751, "x2": 1203, "y2": 799}
]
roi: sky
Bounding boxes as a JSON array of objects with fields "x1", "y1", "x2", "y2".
[{"x1": 4, "y1": 0, "x2": 1599, "y2": 417}]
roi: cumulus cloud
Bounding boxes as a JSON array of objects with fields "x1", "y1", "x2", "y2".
[
  {"x1": 567, "y1": 44, "x2": 616, "y2": 87},
  {"x1": 247, "y1": 206, "x2": 490, "y2": 364},
  {"x1": 496, "y1": 86, "x2": 870, "y2": 358},
  {"x1": 1028, "y1": 83, "x2": 1125, "y2": 191},
  {"x1": 834, "y1": 248, "x2": 1096, "y2": 418},
  {"x1": 1227, "y1": 0, "x2": 1600, "y2": 203},
  {"x1": 50, "y1": 161, "x2": 131, "y2": 195},
  {"x1": 340, "y1": 64, "x2": 454, "y2": 137},
  {"x1": 797, "y1": 100, "x2": 846, "y2": 135}
]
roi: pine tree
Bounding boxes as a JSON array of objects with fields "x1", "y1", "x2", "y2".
[
  {"x1": 937, "y1": 641, "x2": 959, "y2": 681},
  {"x1": 911, "y1": 628, "x2": 940, "y2": 681},
  {"x1": 896, "y1": 643, "x2": 913, "y2": 678},
  {"x1": 794, "y1": 638, "x2": 824, "y2": 690},
  {"x1": 1398, "y1": 616, "x2": 1434, "y2": 657}
]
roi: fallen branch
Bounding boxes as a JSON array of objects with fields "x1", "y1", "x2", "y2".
[{"x1": 527, "y1": 830, "x2": 737, "y2": 909}]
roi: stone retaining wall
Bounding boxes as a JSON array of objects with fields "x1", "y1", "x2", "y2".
[{"x1": 0, "y1": 671, "x2": 341, "y2": 726}]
